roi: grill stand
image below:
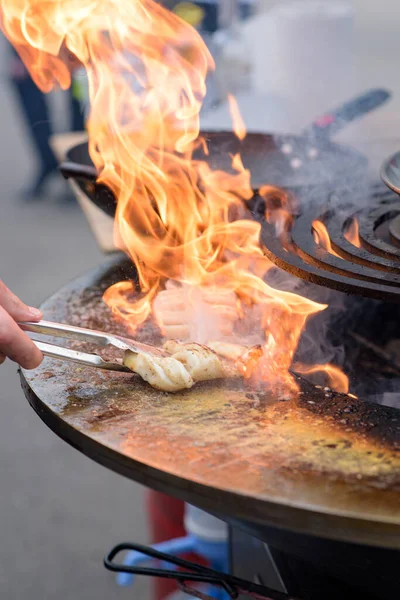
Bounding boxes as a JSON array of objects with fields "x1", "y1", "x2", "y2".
[
  {"x1": 104, "y1": 526, "x2": 400, "y2": 600},
  {"x1": 104, "y1": 541, "x2": 296, "y2": 600}
]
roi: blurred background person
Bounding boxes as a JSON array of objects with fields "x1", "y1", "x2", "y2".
[
  {"x1": 7, "y1": 43, "x2": 85, "y2": 199},
  {"x1": 165, "y1": 0, "x2": 257, "y2": 33},
  {"x1": 169, "y1": 0, "x2": 258, "y2": 107}
]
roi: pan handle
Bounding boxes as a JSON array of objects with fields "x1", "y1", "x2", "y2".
[
  {"x1": 59, "y1": 161, "x2": 98, "y2": 182},
  {"x1": 59, "y1": 160, "x2": 117, "y2": 218},
  {"x1": 302, "y1": 88, "x2": 391, "y2": 140}
]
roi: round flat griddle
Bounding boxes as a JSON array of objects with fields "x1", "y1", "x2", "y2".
[{"x1": 21, "y1": 256, "x2": 400, "y2": 549}]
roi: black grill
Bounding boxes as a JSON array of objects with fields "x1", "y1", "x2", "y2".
[{"x1": 258, "y1": 184, "x2": 400, "y2": 301}]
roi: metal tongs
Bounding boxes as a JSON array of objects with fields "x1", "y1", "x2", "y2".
[{"x1": 18, "y1": 320, "x2": 167, "y2": 372}]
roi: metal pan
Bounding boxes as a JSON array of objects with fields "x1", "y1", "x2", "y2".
[
  {"x1": 381, "y1": 149, "x2": 400, "y2": 196},
  {"x1": 60, "y1": 89, "x2": 390, "y2": 218}
]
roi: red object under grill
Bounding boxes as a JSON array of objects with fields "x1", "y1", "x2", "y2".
[{"x1": 147, "y1": 491, "x2": 207, "y2": 600}]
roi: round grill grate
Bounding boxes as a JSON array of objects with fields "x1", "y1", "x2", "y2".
[{"x1": 257, "y1": 186, "x2": 400, "y2": 302}]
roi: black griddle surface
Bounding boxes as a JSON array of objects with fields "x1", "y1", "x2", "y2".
[{"x1": 21, "y1": 256, "x2": 400, "y2": 549}]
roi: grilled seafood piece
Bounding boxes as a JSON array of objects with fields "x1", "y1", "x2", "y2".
[{"x1": 124, "y1": 340, "x2": 231, "y2": 392}]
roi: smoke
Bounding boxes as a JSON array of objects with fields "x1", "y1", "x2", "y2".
[
  {"x1": 376, "y1": 393, "x2": 400, "y2": 409},
  {"x1": 266, "y1": 266, "x2": 347, "y2": 367}
]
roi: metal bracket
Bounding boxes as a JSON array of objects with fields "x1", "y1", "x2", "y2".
[{"x1": 104, "y1": 542, "x2": 300, "y2": 600}]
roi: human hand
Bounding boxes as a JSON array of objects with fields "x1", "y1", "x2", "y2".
[{"x1": 0, "y1": 281, "x2": 43, "y2": 369}]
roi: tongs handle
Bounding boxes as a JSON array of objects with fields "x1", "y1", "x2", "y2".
[
  {"x1": 34, "y1": 341, "x2": 131, "y2": 373},
  {"x1": 19, "y1": 320, "x2": 117, "y2": 347},
  {"x1": 18, "y1": 320, "x2": 166, "y2": 356}
]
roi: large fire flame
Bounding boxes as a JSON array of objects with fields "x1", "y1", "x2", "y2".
[{"x1": 1, "y1": 0, "x2": 348, "y2": 394}]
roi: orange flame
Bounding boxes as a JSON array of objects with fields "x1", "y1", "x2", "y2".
[
  {"x1": 262, "y1": 184, "x2": 297, "y2": 249},
  {"x1": 312, "y1": 220, "x2": 342, "y2": 258},
  {"x1": 344, "y1": 217, "x2": 361, "y2": 248},
  {"x1": 293, "y1": 363, "x2": 349, "y2": 394},
  {"x1": 227, "y1": 94, "x2": 246, "y2": 141},
  {"x1": 1, "y1": 0, "x2": 346, "y2": 394}
]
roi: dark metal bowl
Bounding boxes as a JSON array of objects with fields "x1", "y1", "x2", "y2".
[{"x1": 60, "y1": 131, "x2": 368, "y2": 218}]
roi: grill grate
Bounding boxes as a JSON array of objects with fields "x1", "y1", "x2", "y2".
[{"x1": 258, "y1": 184, "x2": 400, "y2": 301}]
